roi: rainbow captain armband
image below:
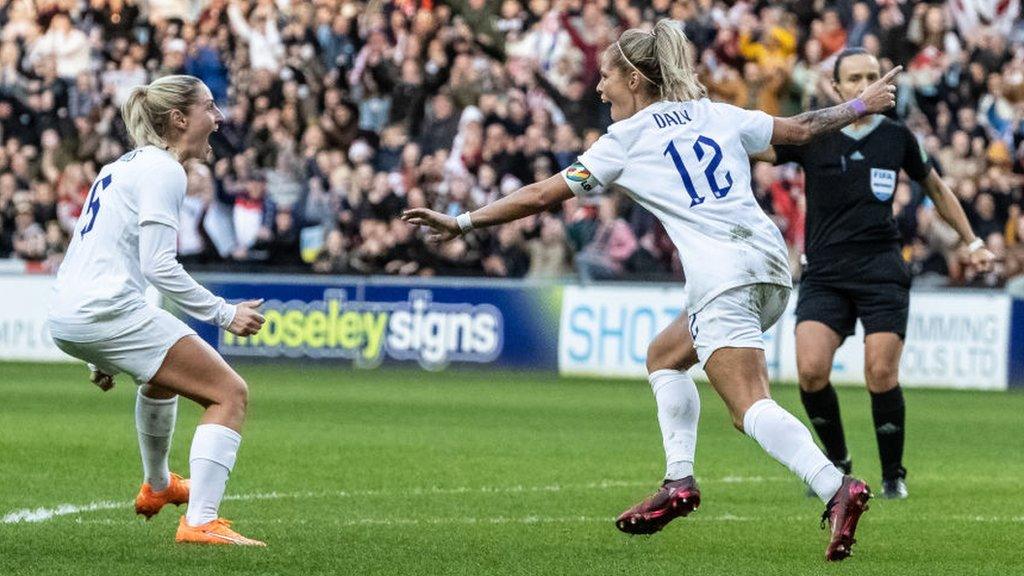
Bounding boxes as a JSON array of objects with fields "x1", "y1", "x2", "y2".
[{"x1": 562, "y1": 161, "x2": 601, "y2": 196}]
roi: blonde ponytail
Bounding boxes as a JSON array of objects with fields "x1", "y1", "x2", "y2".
[
  {"x1": 653, "y1": 19, "x2": 706, "y2": 101},
  {"x1": 610, "y1": 19, "x2": 707, "y2": 102},
  {"x1": 120, "y1": 75, "x2": 204, "y2": 149},
  {"x1": 122, "y1": 85, "x2": 163, "y2": 148}
]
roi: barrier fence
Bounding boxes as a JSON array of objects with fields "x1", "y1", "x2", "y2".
[{"x1": 2, "y1": 273, "x2": 1019, "y2": 391}]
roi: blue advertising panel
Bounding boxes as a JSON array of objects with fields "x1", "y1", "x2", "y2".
[{"x1": 181, "y1": 275, "x2": 562, "y2": 371}]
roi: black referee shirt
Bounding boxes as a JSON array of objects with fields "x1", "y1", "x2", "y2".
[{"x1": 775, "y1": 115, "x2": 930, "y2": 264}]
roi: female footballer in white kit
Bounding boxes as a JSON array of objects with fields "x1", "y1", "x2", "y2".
[
  {"x1": 47, "y1": 75, "x2": 267, "y2": 546},
  {"x1": 404, "y1": 20, "x2": 900, "y2": 561}
]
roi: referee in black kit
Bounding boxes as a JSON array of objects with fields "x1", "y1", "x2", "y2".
[{"x1": 754, "y1": 48, "x2": 995, "y2": 498}]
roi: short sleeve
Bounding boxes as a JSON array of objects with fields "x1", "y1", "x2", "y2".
[
  {"x1": 719, "y1": 103, "x2": 774, "y2": 154},
  {"x1": 900, "y1": 125, "x2": 930, "y2": 182},
  {"x1": 561, "y1": 130, "x2": 627, "y2": 197},
  {"x1": 138, "y1": 157, "x2": 187, "y2": 230}
]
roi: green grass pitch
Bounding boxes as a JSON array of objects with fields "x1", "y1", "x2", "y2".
[{"x1": 1, "y1": 361, "x2": 1022, "y2": 575}]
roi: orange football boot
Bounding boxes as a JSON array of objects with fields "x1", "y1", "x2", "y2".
[
  {"x1": 175, "y1": 517, "x2": 266, "y2": 547},
  {"x1": 135, "y1": 473, "x2": 190, "y2": 519}
]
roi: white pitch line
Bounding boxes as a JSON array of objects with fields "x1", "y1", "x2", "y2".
[
  {"x1": 232, "y1": 514, "x2": 1024, "y2": 526},
  {"x1": 949, "y1": 515, "x2": 1024, "y2": 524},
  {"x1": 1, "y1": 500, "x2": 126, "y2": 524},
  {"x1": 1, "y1": 476, "x2": 787, "y2": 525},
  {"x1": 60, "y1": 514, "x2": 1024, "y2": 528},
  {"x1": 68, "y1": 515, "x2": 759, "y2": 527},
  {"x1": 70, "y1": 516, "x2": 621, "y2": 527}
]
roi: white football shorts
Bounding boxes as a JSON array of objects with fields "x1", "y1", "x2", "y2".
[
  {"x1": 52, "y1": 308, "x2": 197, "y2": 384},
  {"x1": 689, "y1": 282, "x2": 791, "y2": 369}
]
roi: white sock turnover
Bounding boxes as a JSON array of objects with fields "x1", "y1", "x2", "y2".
[
  {"x1": 649, "y1": 369, "x2": 700, "y2": 481},
  {"x1": 742, "y1": 398, "x2": 844, "y2": 502},
  {"x1": 135, "y1": 389, "x2": 178, "y2": 492},
  {"x1": 186, "y1": 423, "x2": 242, "y2": 526}
]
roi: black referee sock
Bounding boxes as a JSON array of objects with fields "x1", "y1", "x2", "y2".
[
  {"x1": 871, "y1": 385, "x2": 906, "y2": 480},
  {"x1": 800, "y1": 383, "x2": 849, "y2": 465}
]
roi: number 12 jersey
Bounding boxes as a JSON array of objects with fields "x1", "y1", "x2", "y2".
[{"x1": 562, "y1": 99, "x2": 791, "y2": 313}]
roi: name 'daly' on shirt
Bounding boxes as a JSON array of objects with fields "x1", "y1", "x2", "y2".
[{"x1": 652, "y1": 109, "x2": 692, "y2": 129}]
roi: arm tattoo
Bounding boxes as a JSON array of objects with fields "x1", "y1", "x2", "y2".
[{"x1": 791, "y1": 101, "x2": 861, "y2": 141}]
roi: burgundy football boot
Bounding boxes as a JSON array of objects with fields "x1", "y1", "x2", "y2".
[
  {"x1": 822, "y1": 475, "x2": 873, "y2": 561},
  {"x1": 615, "y1": 476, "x2": 701, "y2": 535}
]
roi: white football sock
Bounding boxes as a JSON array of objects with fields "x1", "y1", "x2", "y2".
[
  {"x1": 135, "y1": 389, "x2": 178, "y2": 492},
  {"x1": 743, "y1": 398, "x2": 844, "y2": 502},
  {"x1": 186, "y1": 424, "x2": 241, "y2": 526},
  {"x1": 649, "y1": 369, "x2": 700, "y2": 481}
]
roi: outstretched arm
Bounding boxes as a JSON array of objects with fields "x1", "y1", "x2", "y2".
[
  {"x1": 226, "y1": 1, "x2": 253, "y2": 42},
  {"x1": 772, "y1": 66, "x2": 902, "y2": 146},
  {"x1": 402, "y1": 174, "x2": 574, "y2": 242}
]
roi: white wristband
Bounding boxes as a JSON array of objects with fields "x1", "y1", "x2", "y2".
[
  {"x1": 968, "y1": 238, "x2": 984, "y2": 252},
  {"x1": 456, "y1": 212, "x2": 474, "y2": 234}
]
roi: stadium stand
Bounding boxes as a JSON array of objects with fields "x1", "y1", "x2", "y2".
[{"x1": 1, "y1": 0, "x2": 1023, "y2": 286}]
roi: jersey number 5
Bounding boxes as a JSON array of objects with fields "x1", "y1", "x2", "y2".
[
  {"x1": 80, "y1": 174, "x2": 112, "y2": 238},
  {"x1": 664, "y1": 136, "x2": 733, "y2": 207}
]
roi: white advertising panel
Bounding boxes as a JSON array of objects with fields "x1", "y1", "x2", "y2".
[
  {"x1": 561, "y1": 286, "x2": 1009, "y2": 390},
  {"x1": 778, "y1": 292, "x2": 1009, "y2": 391},
  {"x1": 558, "y1": 285, "x2": 787, "y2": 381},
  {"x1": 0, "y1": 275, "x2": 162, "y2": 364},
  {"x1": 0, "y1": 276, "x2": 71, "y2": 362}
]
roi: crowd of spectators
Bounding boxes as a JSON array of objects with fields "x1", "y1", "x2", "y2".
[{"x1": 1, "y1": 0, "x2": 1024, "y2": 286}]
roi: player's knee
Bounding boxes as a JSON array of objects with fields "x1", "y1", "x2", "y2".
[
  {"x1": 221, "y1": 375, "x2": 249, "y2": 414},
  {"x1": 797, "y1": 360, "x2": 831, "y2": 392},
  {"x1": 798, "y1": 372, "x2": 830, "y2": 392},
  {"x1": 865, "y1": 361, "x2": 898, "y2": 392}
]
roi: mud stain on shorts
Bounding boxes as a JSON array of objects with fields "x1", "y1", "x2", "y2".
[{"x1": 748, "y1": 282, "x2": 772, "y2": 314}]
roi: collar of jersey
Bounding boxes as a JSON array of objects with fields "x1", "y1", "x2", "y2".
[
  {"x1": 632, "y1": 100, "x2": 666, "y2": 115},
  {"x1": 145, "y1": 145, "x2": 175, "y2": 157},
  {"x1": 840, "y1": 114, "x2": 884, "y2": 141}
]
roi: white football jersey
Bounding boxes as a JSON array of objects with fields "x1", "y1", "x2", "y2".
[
  {"x1": 49, "y1": 146, "x2": 187, "y2": 341},
  {"x1": 562, "y1": 99, "x2": 791, "y2": 313}
]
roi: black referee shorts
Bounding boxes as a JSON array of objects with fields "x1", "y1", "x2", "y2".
[{"x1": 796, "y1": 250, "x2": 911, "y2": 340}]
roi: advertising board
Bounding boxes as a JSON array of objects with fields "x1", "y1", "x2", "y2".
[
  {"x1": 558, "y1": 286, "x2": 1009, "y2": 390},
  {"x1": 185, "y1": 276, "x2": 563, "y2": 371}
]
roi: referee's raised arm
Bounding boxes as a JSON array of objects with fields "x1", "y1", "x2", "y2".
[{"x1": 769, "y1": 66, "x2": 902, "y2": 148}]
